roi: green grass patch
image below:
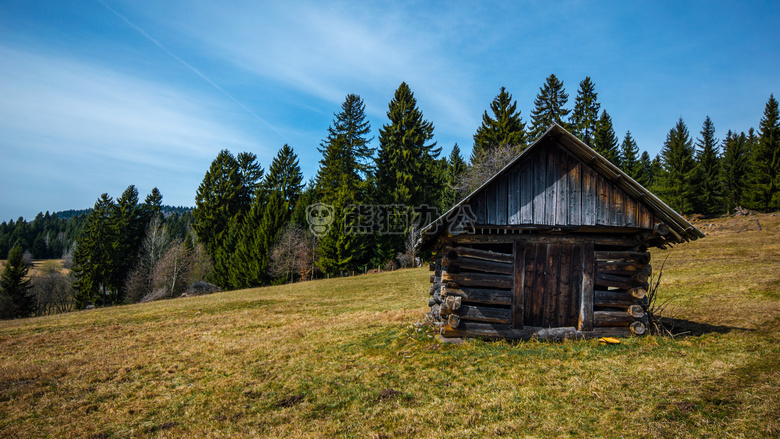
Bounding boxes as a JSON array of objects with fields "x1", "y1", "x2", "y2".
[{"x1": 1, "y1": 214, "x2": 779, "y2": 437}]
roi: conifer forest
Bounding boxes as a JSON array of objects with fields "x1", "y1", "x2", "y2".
[{"x1": 1, "y1": 76, "x2": 779, "y2": 319}]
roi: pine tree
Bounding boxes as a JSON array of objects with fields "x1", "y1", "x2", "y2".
[
  {"x1": 442, "y1": 144, "x2": 466, "y2": 209},
  {"x1": 0, "y1": 246, "x2": 33, "y2": 319},
  {"x1": 747, "y1": 94, "x2": 780, "y2": 211},
  {"x1": 316, "y1": 94, "x2": 373, "y2": 198},
  {"x1": 721, "y1": 131, "x2": 750, "y2": 212},
  {"x1": 317, "y1": 178, "x2": 366, "y2": 275},
  {"x1": 593, "y1": 110, "x2": 620, "y2": 166},
  {"x1": 236, "y1": 152, "x2": 265, "y2": 210},
  {"x1": 691, "y1": 116, "x2": 722, "y2": 214},
  {"x1": 193, "y1": 150, "x2": 246, "y2": 288},
  {"x1": 472, "y1": 87, "x2": 526, "y2": 156},
  {"x1": 374, "y1": 82, "x2": 440, "y2": 261},
  {"x1": 569, "y1": 77, "x2": 600, "y2": 145},
  {"x1": 634, "y1": 151, "x2": 653, "y2": 187},
  {"x1": 620, "y1": 131, "x2": 639, "y2": 178},
  {"x1": 529, "y1": 74, "x2": 570, "y2": 140},
  {"x1": 145, "y1": 187, "x2": 163, "y2": 216},
  {"x1": 265, "y1": 144, "x2": 304, "y2": 212},
  {"x1": 110, "y1": 185, "x2": 150, "y2": 303},
  {"x1": 657, "y1": 118, "x2": 697, "y2": 214},
  {"x1": 72, "y1": 194, "x2": 116, "y2": 308}
]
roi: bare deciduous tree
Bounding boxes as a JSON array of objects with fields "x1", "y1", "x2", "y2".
[
  {"x1": 31, "y1": 270, "x2": 75, "y2": 316},
  {"x1": 270, "y1": 224, "x2": 315, "y2": 283},
  {"x1": 456, "y1": 144, "x2": 522, "y2": 198}
]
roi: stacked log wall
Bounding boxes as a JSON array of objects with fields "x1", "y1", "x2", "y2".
[{"x1": 428, "y1": 234, "x2": 652, "y2": 340}]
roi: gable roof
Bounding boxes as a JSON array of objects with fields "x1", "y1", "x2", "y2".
[{"x1": 419, "y1": 123, "x2": 704, "y2": 248}]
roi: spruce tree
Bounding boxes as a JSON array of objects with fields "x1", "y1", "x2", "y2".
[
  {"x1": 265, "y1": 144, "x2": 304, "y2": 211},
  {"x1": 634, "y1": 151, "x2": 653, "y2": 187},
  {"x1": 72, "y1": 194, "x2": 116, "y2": 308},
  {"x1": 0, "y1": 246, "x2": 33, "y2": 319},
  {"x1": 145, "y1": 187, "x2": 163, "y2": 218},
  {"x1": 620, "y1": 131, "x2": 640, "y2": 178},
  {"x1": 236, "y1": 152, "x2": 264, "y2": 210},
  {"x1": 691, "y1": 116, "x2": 722, "y2": 214},
  {"x1": 111, "y1": 185, "x2": 150, "y2": 303},
  {"x1": 529, "y1": 74, "x2": 570, "y2": 140},
  {"x1": 569, "y1": 77, "x2": 600, "y2": 145},
  {"x1": 593, "y1": 110, "x2": 620, "y2": 166},
  {"x1": 721, "y1": 131, "x2": 750, "y2": 212},
  {"x1": 747, "y1": 94, "x2": 780, "y2": 211},
  {"x1": 374, "y1": 82, "x2": 440, "y2": 261},
  {"x1": 472, "y1": 87, "x2": 526, "y2": 156},
  {"x1": 193, "y1": 150, "x2": 246, "y2": 288},
  {"x1": 657, "y1": 118, "x2": 697, "y2": 214},
  {"x1": 316, "y1": 94, "x2": 373, "y2": 198},
  {"x1": 317, "y1": 178, "x2": 366, "y2": 276},
  {"x1": 442, "y1": 144, "x2": 466, "y2": 209}
]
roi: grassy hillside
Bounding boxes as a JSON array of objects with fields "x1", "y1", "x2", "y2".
[{"x1": 1, "y1": 214, "x2": 779, "y2": 438}]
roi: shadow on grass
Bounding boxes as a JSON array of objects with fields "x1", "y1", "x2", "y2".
[{"x1": 658, "y1": 317, "x2": 754, "y2": 337}]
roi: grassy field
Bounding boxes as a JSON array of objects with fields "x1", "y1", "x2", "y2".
[{"x1": 1, "y1": 214, "x2": 779, "y2": 438}]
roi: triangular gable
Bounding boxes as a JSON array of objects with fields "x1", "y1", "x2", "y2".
[{"x1": 420, "y1": 124, "x2": 703, "y2": 248}]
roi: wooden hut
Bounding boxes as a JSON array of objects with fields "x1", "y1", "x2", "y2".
[{"x1": 419, "y1": 123, "x2": 703, "y2": 340}]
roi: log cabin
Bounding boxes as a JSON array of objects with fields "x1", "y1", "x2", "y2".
[{"x1": 419, "y1": 123, "x2": 704, "y2": 340}]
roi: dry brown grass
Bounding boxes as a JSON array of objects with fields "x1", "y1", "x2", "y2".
[{"x1": 1, "y1": 213, "x2": 779, "y2": 438}]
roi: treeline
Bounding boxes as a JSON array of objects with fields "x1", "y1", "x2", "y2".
[{"x1": 2, "y1": 76, "x2": 778, "y2": 318}]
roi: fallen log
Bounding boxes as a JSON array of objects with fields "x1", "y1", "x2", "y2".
[{"x1": 441, "y1": 322, "x2": 583, "y2": 341}]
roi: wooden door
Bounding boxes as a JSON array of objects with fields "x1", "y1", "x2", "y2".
[{"x1": 512, "y1": 239, "x2": 594, "y2": 330}]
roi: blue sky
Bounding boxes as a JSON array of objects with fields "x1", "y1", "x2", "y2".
[{"x1": 1, "y1": 0, "x2": 778, "y2": 221}]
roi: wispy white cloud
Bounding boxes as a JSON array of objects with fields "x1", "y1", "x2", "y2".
[{"x1": 0, "y1": 44, "x2": 267, "y2": 219}]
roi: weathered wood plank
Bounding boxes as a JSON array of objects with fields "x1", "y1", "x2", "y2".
[
  {"x1": 442, "y1": 287, "x2": 512, "y2": 306},
  {"x1": 545, "y1": 149, "x2": 557, "y2": 226},
  {"x1": 578, "y1": 240, "x2": 594, "y2": 331},
  {"x1": 497, "y1": 173, "x2": 508, "y2": 225},
  {"x1": 442, "y1": 256, "x2": 513, "y2": 275},
  {"x1": 474, "y1": 190, "x2": 486, "y2": 224},
  {"x1": 442, "y1": 272, "x2": 512, "y2": 289},
  {"x1": 543, "y1": 243, "x2": 560, "y2": 328},
  {"x1": 523, "y1": 243, "x2": 537, "y2": 328},
  {"x1": 597, "y1": 175, "x2": 609, "y2": 226},
  {"x1": 594, "y1": 290, "x2": 643, "y2": 308},
  {"x1": 513, "y1": 242, "x2": 526, "y2": 328},
  {"x1": 532, "y1": 243, "x2": 547, "y2": 327},
  {"x1": 520, "y1": 158, "x2": 534, "y2": 224},
  {"x1": 612, "y1": 188, "x2": 625, "y2": 226},
  {"x1": 441, "y1": 322, "x2": 585, "y2": 341},
  {"x1": 557, "y1": 243, "x2": 573, "y2": 327},
  {"x1": 568, "y1": 156, "x2": 581, "y2": 226},
  {"x1": 440, "y1": 246, "x2": 513, "y2": 263},
  {"x1": 569, "y1": 244, "x2": 583, "y2": 326},
  {"x1": 486, "y1": 182, "x2": 497, "y2": 225},
  {"x1": 556, "y1": 151, "x2": 568, "y2": 226},
  {"x1": 594, "y1": 310, "x2": 645, "y2": 327},
  {"x1": 625, "y1": 195, "x2": 637, "y2": 227},
  {"x1": 443, "y1": 304, "x2": 511, "y2": 324},
  {"x1": 508, "y1": 166, "x2": 520, "y2": 225},
  {"x1": 594, "y1": 251, "x2": 651, "y2": 264},
  {"x1": 445, "y1": 233, "x2": 641, "y2": 247},
  {"x1": 534, "y1": 148, "x2": 547, "y2": 224},
  {"x1": 596, "y1": 261, "x2": 651, "y2": 274},
  {"x1": 582, "y1": 165, "x2": 596, "y2": 225},
  {"x1": 595, "y1": 273, "x2": 649, "y2": 290}
]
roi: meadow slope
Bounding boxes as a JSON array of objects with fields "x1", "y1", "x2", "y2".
[{"x1": 1, "y1": 214, "x2": 779, "y2": 438}]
